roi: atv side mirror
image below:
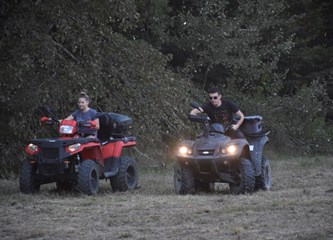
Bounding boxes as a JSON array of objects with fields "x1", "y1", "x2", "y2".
[
  {"x1": 190, "y1": 101, "x2": 200, "y2": 109},
  {"x1": 38, "y1": 105, "x2": 59, "y2": 122}
]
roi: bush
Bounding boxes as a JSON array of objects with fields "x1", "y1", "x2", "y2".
[{"x1": 232, "y1": 80, "x2": 333, "y2": 154}]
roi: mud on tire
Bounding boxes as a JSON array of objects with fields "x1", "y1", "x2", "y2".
[
  {"x1": 76, "y1": 160, "x2": 99, "y2": 195},
  {"x1": 19, "y1": 159, "x2": 40, "y2": 194},
  {"x1": 110, "y1": 156, "x2": 138, "y2": 192},
  {"x1": 174, "y1": 161, "x2": 195, "y2": 195},
  {"x1": 229, "y1": 158, "x2": 255, "y2": 194}
]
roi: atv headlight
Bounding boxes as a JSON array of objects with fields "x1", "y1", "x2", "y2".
[
  {"x1": 221, "y1": 145, "x2": 237, "y2": 155},
  {"x1": 25, "y1": 143, "x2": 40, "y2": 155},
  {"x1": 67, "y1": 143, "x2": 81, "y2": 152},
  {"x1": 179, "y1": 146, "x2": 192, "y2": 156},
  {"x1": 59, "y1": 125, "x2": 74, "y2": 134}
]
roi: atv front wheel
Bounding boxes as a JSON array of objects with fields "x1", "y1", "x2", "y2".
[
  {"x1": 110, "y1": 156, "x2": 138, "y2": 192},
  {"x1": 19, "y1": 159, "x2": 40, "y2": 194},
  {"x1": 255, "y1": 156, "x2": 272, "y2": 190},
  {"x1": 76, "y1": 160, "x2": 99, "y2": 195},
  {"x1": 174, "y1": 161, "x2": 195, "y2": 195},
  {"x1": 229, "y1": 158, "x2": 255, "y2": 194}
]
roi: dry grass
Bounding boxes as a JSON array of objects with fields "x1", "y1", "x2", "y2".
[{"x1": 0, "y1": 155, "x2": 333, "y2": 240}]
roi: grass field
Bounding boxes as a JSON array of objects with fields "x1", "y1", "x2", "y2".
[{"x1": 0, "y1": 155, "x2": 332, "y2": 240}]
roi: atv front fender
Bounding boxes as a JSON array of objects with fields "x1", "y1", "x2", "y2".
[{"x1": 226, "y1": 139, "x2": 251, "y2": 159}]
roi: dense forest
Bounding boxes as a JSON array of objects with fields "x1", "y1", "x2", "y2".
[{"x1": 1, "y1": 0, "x2": 332, "y2": 177}]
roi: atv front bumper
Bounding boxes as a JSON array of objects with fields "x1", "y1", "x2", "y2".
[{"x1": 176, "y1": 155, "x2": 239, "y2": 181}]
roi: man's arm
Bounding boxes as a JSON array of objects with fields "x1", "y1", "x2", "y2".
[
  {"x1": 232, "y1": 110, "x2": 244, "y2": 130},
  {"x1": 190, "y1": 108, "x2": 204, "y2": 115}
]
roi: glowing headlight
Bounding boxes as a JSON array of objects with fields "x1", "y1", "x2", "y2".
[
  {"x1": 28, "y1": 144, "x2": 39, "y2": 152},
  {"x1": 227, "y1": 145, "x2": 237, "y2": 154},
  {"x1": 221, "y1": 145, "x2": 237, "y2": 154},
  {"x1": 67, "y1": 143, "x2": 81, "y2": 152},
  {"x1": 60, "y1": 125, "x2": 74, "y2": 134},
  {"x1": 179, "y1": 146, "x2": 192, "y2": 155}
]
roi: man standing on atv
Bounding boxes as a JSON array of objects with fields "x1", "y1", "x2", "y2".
[{"x1": 190, "y1": 86, "x2": 245, "y2": 139}]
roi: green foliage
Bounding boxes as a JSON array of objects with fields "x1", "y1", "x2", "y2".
[
  {"x1": 0, "y1": 0, "x2": 194, "y2": 176},
  {"x1": 166, "y1": 0, "x2": 294, "y2": 93},
  {"x1": 233, "y1": 80, "x2": 332, "y2": 154},
  {"x1": 0, "y1": 0, "x2": 332, "y2": 177}
]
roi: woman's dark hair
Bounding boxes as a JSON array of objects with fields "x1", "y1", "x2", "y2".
[{"x1": 79, "y1": 91, "x2": 90, "y2": 102}]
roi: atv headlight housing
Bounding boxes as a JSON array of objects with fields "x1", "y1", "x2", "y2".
[
  {"x1": 67, "y1": 143, "x2": 81, "y2": 152},
  {"x1": 220, "y1": 145, "x2": 237, "y2": 155},
  {"x1": 59, "y1": 125, "x2": 74, "y2": 134},
  {"x1": 25, "y1": 143, "x2": 40, "y2": 155},
  {"x1": 178, "y1": 146, "x2": 192, "y2": 156}
]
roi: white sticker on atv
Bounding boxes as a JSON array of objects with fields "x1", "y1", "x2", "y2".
[{"x1": 249, "y1": 145, "x2": 254, "y2": 151}]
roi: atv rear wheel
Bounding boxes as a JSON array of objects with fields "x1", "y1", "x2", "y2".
[
  {"x1": 229, "y1": 158, "x2": 255, "y2": 194},
  {"x1": 19, "y1": 159, "x2": 40, "y2": 194},
  {"x1": 174, "y1": 161, "x2": 195, "y2": 195},
  {"x1": 110, "y1": 156, "x2": 138, "y2": 192},
  {"x1": 255, "y1": 156, "x2": 272, "y2": 190},
  {"x1": 76, "y1": 160, "x2": 99, "y2": 195}
]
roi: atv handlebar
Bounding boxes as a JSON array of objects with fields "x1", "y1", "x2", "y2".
[
  {"x1": 188, "y1": 114, "x2": 210, "y2": 123},
  {"x1": 40, "y1": 116, "x2": 58, "y2": 125}
]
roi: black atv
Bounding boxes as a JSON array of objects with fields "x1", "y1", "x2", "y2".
[{"x1": 173, "y1": 102, "x2": 272, "y2": 195}]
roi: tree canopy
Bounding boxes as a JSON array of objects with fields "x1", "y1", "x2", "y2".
[{"x1": 0, "y1": 0, "x2": 332, "y2": 176}]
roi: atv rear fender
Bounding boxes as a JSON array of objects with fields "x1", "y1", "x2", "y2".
[
  {"x1": 246, "y1": 134, "x2": 269, "y2": 176},
  {"x1": 101, "y1": 140, "x2": 136, "y2": 159},
  {"x1": 80, "y1": 145, "x2": 104, "y2": 163}
]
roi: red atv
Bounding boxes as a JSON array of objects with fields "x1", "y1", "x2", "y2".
[{"x1": 20, "y1": 107, "x2": 138, "y2": 195}]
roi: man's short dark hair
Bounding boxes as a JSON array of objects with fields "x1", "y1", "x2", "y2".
[{"x1": 207, "y1": 86, "x2": 221, "y2": 95}]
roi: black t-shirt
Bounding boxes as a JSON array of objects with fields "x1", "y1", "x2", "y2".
[{"x1": 202, "y1": 99, "x2": 239, "y2": 125}]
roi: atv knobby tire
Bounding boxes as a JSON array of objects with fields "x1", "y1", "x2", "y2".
[
  {"x1": 76, "y1": 160, "x2": 99, "y2": 195},
  {"x1": 110, "y1": 156, "x2": 138, "y2": 192},
  {"x1": 174, "y1": 161, "x2": 195, "y2": 195},
  {"x1": 229, "y1": 158, "x2": 255, "y2": 194},
  {"x1": 255, "y1": 156, "x2": 272, "y2": 190},
  {"x1": 19, "y1": 159, "x2": 40, "y2": 194}
]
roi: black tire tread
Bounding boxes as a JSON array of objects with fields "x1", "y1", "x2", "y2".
[
  {"x1": 110, "y1": 156, "x2": 138, "y2": 192},
  {"x1": 255, "y1": 156, "x2": 272, "y2": 190},
  {"x1": 174, "y1": 162, "x2": 195, "y2": 195},
  {"x1": 229, "y1": 158, "x2": 255, "y2": 194},
  {"x1": 19, "y1": 159, "x2": 39, "y2": 194},
  {"x1": 76, "y1": 160, "x2": 99, "y2": 195}
]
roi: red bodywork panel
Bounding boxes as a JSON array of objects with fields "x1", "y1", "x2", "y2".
[
  {"x1": 80, "y1": 145, "x2": 104, "y2": 163},
  {"x1": 101, "y1": 141, "x2": 136, "y2": 158},
  {"x1": 58, "y1": 119, "x2": 78, "y2": 136},
  {"x1": 63, "y1": 140, "x2": 103, "y2": 163}
]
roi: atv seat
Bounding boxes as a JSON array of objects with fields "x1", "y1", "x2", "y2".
[{"x1": 96, "y1": 112, "x2": 134, "y2": 142}]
